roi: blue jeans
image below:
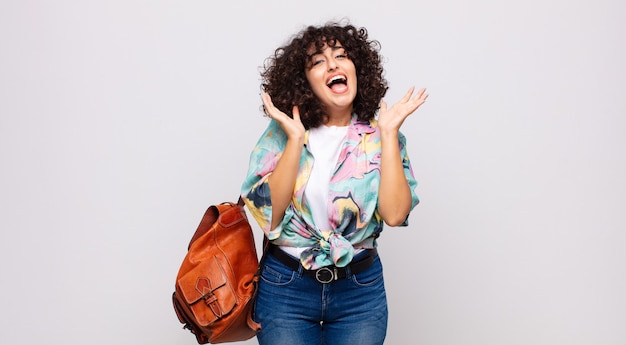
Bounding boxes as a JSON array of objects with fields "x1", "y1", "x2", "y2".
[{"x1": 254, "y1": 249, "x2": 388, "y2": 345}]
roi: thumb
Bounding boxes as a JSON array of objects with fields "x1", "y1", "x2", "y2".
[
  {"x1": 292, "y1": 105, "x2": 302, "y2": 122},
  {"x1": 379, "y1": 101, "x2": 387, "y2": 114}
]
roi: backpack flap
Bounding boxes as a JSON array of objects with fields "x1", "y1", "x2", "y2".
[{"x1": 178, "y1": 256, "x2": 237, "y2": 326}]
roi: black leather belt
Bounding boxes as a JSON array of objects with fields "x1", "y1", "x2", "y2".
[{"x1": 268, "y1": 244, "x2": 378, "y2": 284}]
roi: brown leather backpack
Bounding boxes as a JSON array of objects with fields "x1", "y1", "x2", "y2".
[{"x1": 172, "y1": 198, "x2": 262, "y2": 343}]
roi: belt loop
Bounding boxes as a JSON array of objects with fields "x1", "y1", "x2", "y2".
[
  {"x1": 343, "y1": 264, "x2": 351, "y2": 279},
  {"x1": 296, "y1": 260, "x2": 305, "y2": 278}
]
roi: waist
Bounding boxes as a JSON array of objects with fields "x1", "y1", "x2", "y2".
[
  {"x1": 268, "y1": 244, "x2": 378, "y2": 284},
  {"x1": 278, "y1": 244, "x2": 365, "y2": 258}
]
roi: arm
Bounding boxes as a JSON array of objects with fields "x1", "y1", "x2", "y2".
[
  {"x1": 377, "y1": 87, "x2": 428, "y2": 226},
  {"x1": 261, "y1": 92, "x2": 305, "y2": 229},
  {"x1": 378, "y1": 129, "x2": 413, "y2": 226}
]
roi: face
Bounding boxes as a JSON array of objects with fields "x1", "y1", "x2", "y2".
[{"x1": 305, "y1": 41, "x2": 358, "y2": 118}]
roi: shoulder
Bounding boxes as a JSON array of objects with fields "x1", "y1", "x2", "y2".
[{"x1": 255, "y1": 119, "x2": 288, "y2": 149}]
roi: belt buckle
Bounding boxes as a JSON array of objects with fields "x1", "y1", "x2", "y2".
[{"x1": 315, "y1": 267, "x2": 335, "y2": 284}]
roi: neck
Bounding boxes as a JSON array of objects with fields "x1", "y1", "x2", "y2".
[{"x1": 324, "y1": 109, "x2": 352, "y2": 127}]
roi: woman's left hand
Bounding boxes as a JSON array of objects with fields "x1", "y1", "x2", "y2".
[{"x1": 377, "y1": 86, "x2": 428, "y2": 133}]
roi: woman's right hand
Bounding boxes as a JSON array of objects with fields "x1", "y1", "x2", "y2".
[{"x1": 261, "y1": 92, "x2": 305, "y2": 141}]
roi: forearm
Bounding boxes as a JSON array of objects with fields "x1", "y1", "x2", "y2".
[
  {"x1": 378, "y1": 130, "x2": 412, "y2": 226},
  {"x1": 267, "y1": 136, "x2": 304, "y2": 229}
]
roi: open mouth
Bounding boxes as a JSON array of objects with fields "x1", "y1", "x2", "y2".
[{"x1": 326, "y1": 75, "x2": 348, "y2": 92}]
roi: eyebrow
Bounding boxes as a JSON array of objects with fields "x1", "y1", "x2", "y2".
[{"x1": 306, "y1": 45, "x2": 345, "y2": 59}]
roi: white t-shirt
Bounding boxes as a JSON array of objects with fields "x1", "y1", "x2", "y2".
[
  {"x1": 280, "y1": 124, "x2": 348, "y2": 258},
  {"x1": 306, "y1": 124, "x2": 349, "y2": 230}
]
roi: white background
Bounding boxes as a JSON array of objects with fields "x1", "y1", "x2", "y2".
[{"x1": 1, "y1": 1, "x2": 625, "y2": 344}]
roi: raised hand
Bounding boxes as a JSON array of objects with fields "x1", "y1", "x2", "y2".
[
  {"x1": 377, "y1": 86, "x2": 428, "y2": 133},
  {"x1": 261, "y1": 92, "x2": 305, "y2": 141}
]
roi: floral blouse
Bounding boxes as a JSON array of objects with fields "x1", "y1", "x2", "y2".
[{"x1": 240, "y1": 115, "x2": 419, "y2": 269}]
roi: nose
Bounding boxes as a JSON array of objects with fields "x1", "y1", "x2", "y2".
[{"x1": 328, "y1": 60, "x2": 338, "y2": 71}]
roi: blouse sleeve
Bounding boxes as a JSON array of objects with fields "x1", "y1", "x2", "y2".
[
  {"x1": 398, "y1": 130, "x2": 420, "y2": 226},
  {"x1": 240, "y1": 120, "x2": 292, "y2": 239}
]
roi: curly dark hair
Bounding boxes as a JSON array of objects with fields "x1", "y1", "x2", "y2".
[{"x1": 261, "y1": 21, "x2": 388, "y2": 129}]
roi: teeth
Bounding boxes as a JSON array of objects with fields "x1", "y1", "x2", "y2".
[{"x1": 327, "y1": 75, "x2": 346, "y2": 86}]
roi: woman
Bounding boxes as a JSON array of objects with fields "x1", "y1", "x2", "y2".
[{"x1": 241, "y1": 21, "x2": 428, "y2": 345}]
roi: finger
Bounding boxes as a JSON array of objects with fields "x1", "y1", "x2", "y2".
[
  {"x1": 262, "y1": 92, "x2": 283, "y2": 119},
  {"x1": 414, "y1": 87, "x2": 427, "y2": 100},
  {"x1": 399, "y1": 86, "x2": 415, "y2": 103},
  {"x1": 261, "y1": 92, "x2": 275, "y2": 108},
  {"x1": 291, "y1": 105, "x2": 301, "y2": 122},
  {"x1": 420, "y1": 89, "x2": 428, "y2": 102},
  {"x1": 261, "y1": 92, "x2": 271, "y2": 114},
  {"x1": 379, "y1": 101, "x2": 388, "y2": 113},
  {"x1": 410, "y1": 88, "x2": 428, "y2": 106}
]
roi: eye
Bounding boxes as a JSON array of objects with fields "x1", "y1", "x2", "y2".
[
  {"x1": 312, "y1": 58, "x2": 324, "y2": 66},
  {"x1": 336, "y1": 53, "x2": 347, "y2": 59},
  {"x1": 307, "y1": 54, "x2": 325, "y2": 68}
]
